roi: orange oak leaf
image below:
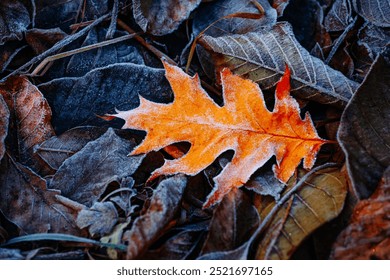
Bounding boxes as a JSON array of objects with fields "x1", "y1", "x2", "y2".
[{"x1": 110, "y1": 61, "x2": 327, "y2": 208}]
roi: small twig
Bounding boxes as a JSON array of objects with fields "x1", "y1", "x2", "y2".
[
  {"x1": 31, "y1": 33, "x2": 137, "y2": 76},
  {"x1": 106, "y1": 0, "x2": 119, "y2": 39},
  {"x1": 0, "y1": 13, "x2": 110, "y2": 83}
]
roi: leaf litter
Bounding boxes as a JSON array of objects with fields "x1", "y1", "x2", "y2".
[{"x1": 0, "y1": 0, "x2": 389, "y2": 260}]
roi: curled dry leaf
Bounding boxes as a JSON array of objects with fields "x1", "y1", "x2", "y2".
[
  {"x1": 0, "y1": 155, "x2": 82, "y2": 236},
  {"x1": 337, "y1": 51, "x2": 390, "y2": 199},
  {"x1": 254, "y1": 166, "x2": 347, "y2": 259},
  {"x1": 0, "y1": 76, "x2": 55, "y2": 172},
  {"x1": 331, "y1": 167, "x2": 390, "y2": 259},
  {"x1": 0, "y1": 0, "x2": 30, "y2": 44},
  {"x1": 133, "y1": 0, "x2": 202, "y2": 36},
  {"x1": 358, "y1": 23, "x2": 390, "y2": 61},
  {"x1": 352, "y1": 0, "x2": 390, "y2": 27},
  {"x1": 0, "y1": 94, "x2": 9, "y2": 161},
  {"x1": 125, "y1": 175, "x2": 187, "y2": 259},
  {"x1": 49, "y1": 128, "x2": 144, "y2": 207},
  {"x1": 199, "y1": 22, "x2": 359, "y2": 107},
  {"x1": 200, "y1": 188, "x2": 259, "y2": 254},
  {"x1": 76, "y1": 202, "x2": 119, "y2": 237},
  {"x1": 39, "y1": 63, "x2": 173, "y2": 134},
  {"x1": 111, "y1": 61, "x2": 326, "y2": 208}
]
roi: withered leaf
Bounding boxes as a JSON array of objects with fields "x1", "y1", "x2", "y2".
[
  {"x1": 200, "y1": 188, "x2": 259, "y2": 254},
  {"x1": 0, "y1": 76, "x2": 55, "y2": 171},
  {"x1": 324, "y1": 0, "x2": 353, "y2": 32},
  {"x1": 192, "y1": 0, "x2": 276, "y2": 79},
  {"x1": 125, "y1": 175, "x2": 187, "y2": 259},
  {"x1": 0, "y1": 94, "x2": 9, "y2": 161},
  {"x1": 133, "y1": 0, "x2": 202, "y2": 36},
  {"x1": 49, "y1": 128, "x2": 144, "y2": 207},
  {"x1": 199, "y1": 22, "x2": 359, "y2": 107},
  {"x1": 0, "y1": 155, "x2": 82, "y2": 235},
  {"x1": 358, "y1": 23, "x2": 390, "y2": 61},
  {"x1": 143, "y1": 228, "x2": 205, "y2": 260},
  {"x1": 35, "y1": 126, "x2": 109, "y2": 170},
  {"x1": 338, "y1": 51, "x2": 390, "y2": 199},
  {"x1": 352, "y1": 0, "x2": 390, "y2": 27},
  {"x1": 76, "y1": 202, "x2": 118, "y2": 237},
  {"x1": 245, "y1": 168, "x2": 286, "y2": 200},
  {"x1": 0, "y1": 0, "x2": 30, "y2": 45},
  {"x1": 255, "y1": 166, "x2": 347, "y2": 259},
  {"x1": 331, "y1": 167, "x2": 390, "y2": 260},
  {"x1": 113, "y1": 61, "x2": 326, "y2": 208},
  {"x1": 25, "y1": 28, "x2": 68, "y2": 55},
  {"x1": 39, "y1": 63, "x2": 173, "y2": 134}
]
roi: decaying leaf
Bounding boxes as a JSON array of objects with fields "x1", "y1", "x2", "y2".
[
  {"x1": 39, "y1": 63, "x2": 173, "y2": 134},
  {"x1": 76, "y1": 202, "x2": 118, "y2": 237},
  {"x1": 331, "y1": 167, "x2": 390, "y2": 259},
  {"x1": 0, "y1": 76, "x2": 55, "y2": 171},
  {"x1": 35, "y1": 126, "x2": 108, "y2": 170},
  {"x1": 358, "y1": 23, "x2": 390, "y2": 61},
  {"x1": 0, "y1": 94, "x2": 9, "y2": 161},
  {"x1": 338, "y1": 51, "x2": 390, "y2": 199},
  {"x1": 0, "y1": 0, "x2": 30, "y2": 44},
  {"x1": 352, "y1": 0, "x2": 390, "y2": 27},
  {"x1": 324, "y1": 0, "x2": 353, "y2": 32},
  {"x1": 125, "y1": 175, "x2": 187, "y2": 259},
  {"x1": 254, "y1": 166, "x2": 347, "y2": 259},
  {"x1": 25, "y1": 28, "x2": 68, "y2": 55},
  {"x1": 0, "y1": 155, "x2": 82, "y2": 236},
  {"x1": 111, "y1": 61, "x2": 326, "y2": 208},
  {"x1": 49, "y1": 128, "x2": 144, "y2": 207},
  {"x1": 200, "y1": 188, "x2": 259, "y2": 254},
  {"x1": 199, "y1": 22, "x2": 359, "y2": 107},
  {"x1": 133, "y1": 0, "x2": 202, "y2": 36}
]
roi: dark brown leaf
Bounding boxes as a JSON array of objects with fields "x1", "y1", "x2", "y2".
[
  {"x1": 125, "y1": 175, "x2": 187, "y2": 259},
  {"x1": 352, "y1": 0, "x2": 390, "y2": 27},
  {"x1": 199, "y1": 22, "x2": 359, "y2": 107},
  {"x1": 331, "y1": 167, "x2": 390, "y2": 259},
  {"x1": 0, "y1": 0, "x2": 30, "y2": 45},
  {"x1": 25, "y1": 28, "x2": 68, "y2": 55},
  {"x1": 0, "y1": 94, "x2": 9, "y2": 161},
  {"x1": 358, "y1": 23, "x2": 390, "y2": 61},
  {"x1": 200, "y1": 189, "x2": 259, "y2": 254},
  {"x1": 133, "y1": 0, "x2": 202, "y2": 36},
  {"x1": 76, "y1": 202, "x2": 118, "y2": 237},
  {"x1": 0, "y1": 155, "x2": 83, "y2": 235},
  {"x1": 337, "y1": 51, "x2": 390, "y2": 198},
  {"x1": 0, "y1": 41, "x2": 26, "y2": 73},
  {"x1": 49, "y1": 128, "x2": 144, "y2": 207},
  {"x1": 0, "y1": 76, "x2": 55, "y2": 172},
  {"x1": 324, "y1": 0, "x2": 353, "y2": 32}
]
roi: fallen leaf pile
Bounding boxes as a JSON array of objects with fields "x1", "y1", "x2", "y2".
[{"x1": 0, "y1": 0, "x2": 389, "y2": 260}]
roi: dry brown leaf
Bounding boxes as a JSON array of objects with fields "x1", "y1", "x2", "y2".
[
  {"x1": 110, "y1": 61, "x2": 326, "y2": 208},
  {"x1": 0, "y1": 76, "x2": 55, "y2": 172}
]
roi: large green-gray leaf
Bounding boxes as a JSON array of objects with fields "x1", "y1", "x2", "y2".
[
  {"x1": 337, "y1": 51, "x2": 390, "y2": 198},
  {"x1": 199, "y1": 22, "x2": 359, "y2": 107},
  {"x1": 353, "y1": 0, "x2": 390, "y2": 27}
]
